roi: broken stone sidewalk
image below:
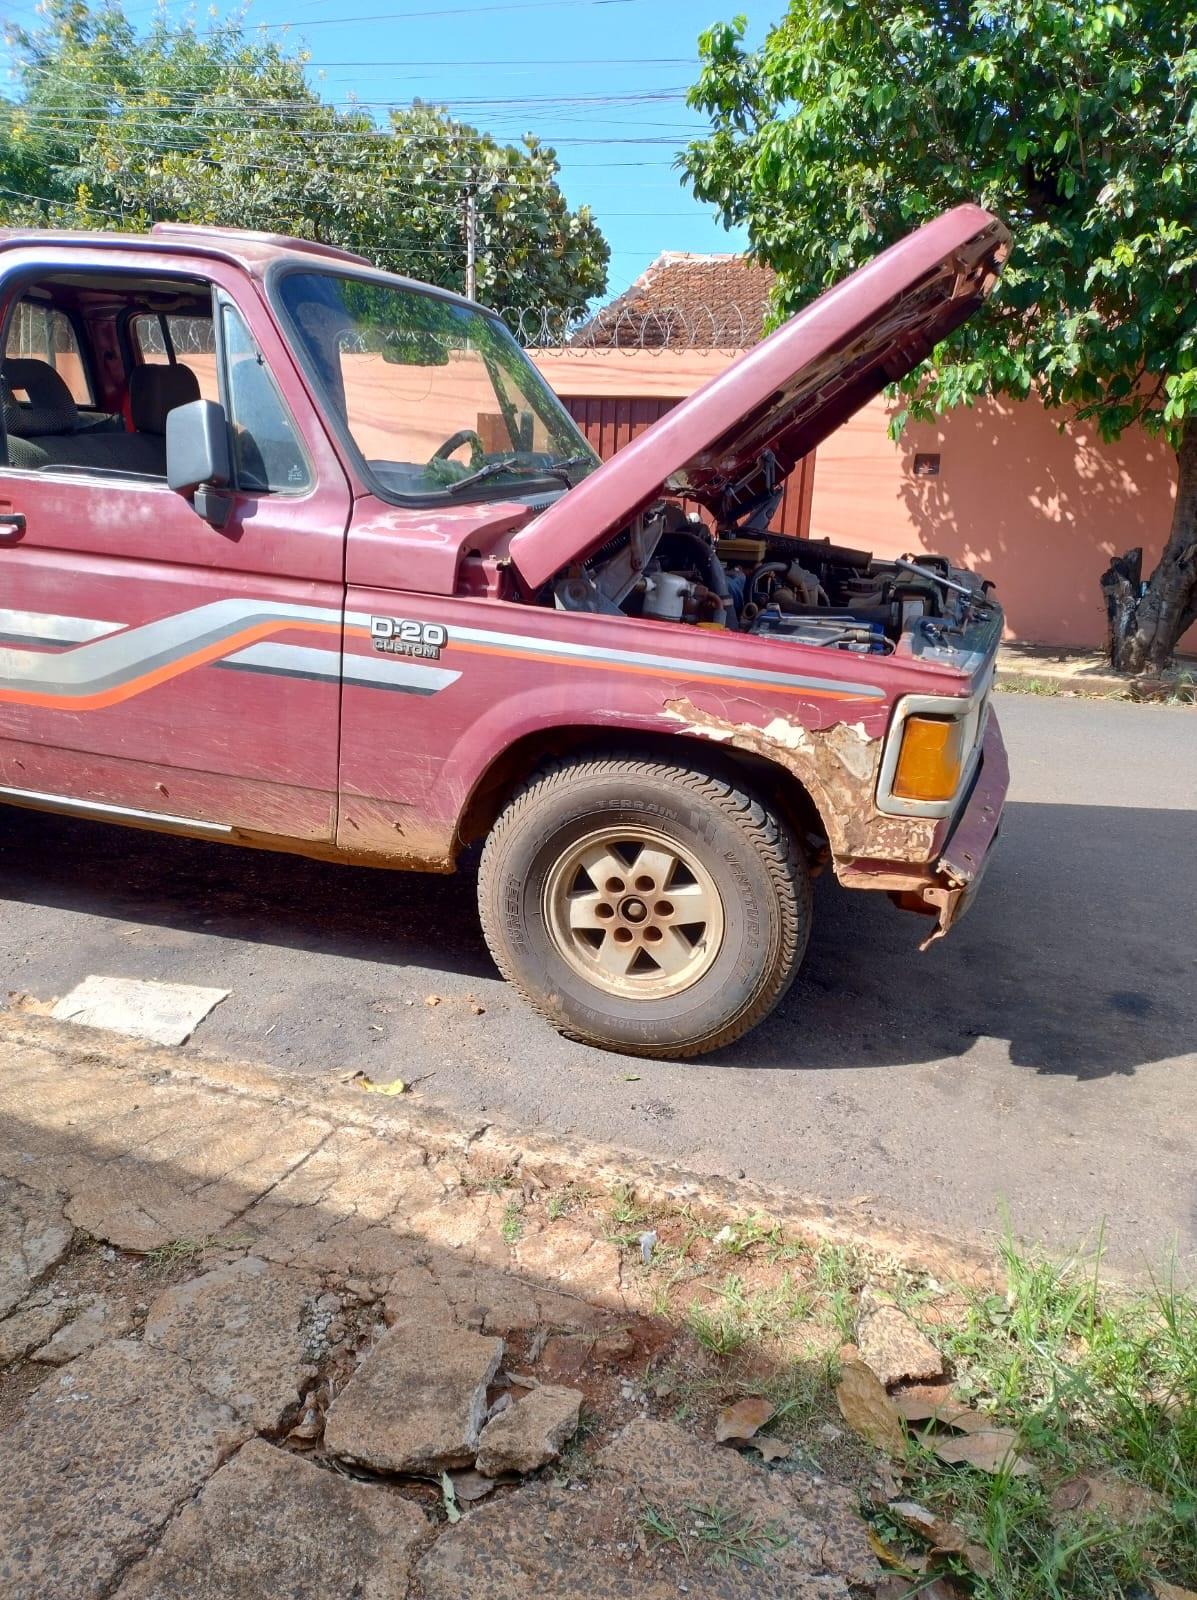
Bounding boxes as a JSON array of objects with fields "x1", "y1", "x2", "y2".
[{"x1": 0, "y1": 1015, "x2": 901, "y2": 1598}]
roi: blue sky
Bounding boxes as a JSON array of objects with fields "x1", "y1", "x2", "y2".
[{"x1": 3, "y1": 0, "x2": 777, "y2": 299}]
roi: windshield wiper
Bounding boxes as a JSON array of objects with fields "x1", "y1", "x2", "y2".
[
  {"x1": 442, "y1": 453, "x2": 593, "y2": 495},
  {"x1": 541, "y1": 453, "x2": 593, "y2": 486}
]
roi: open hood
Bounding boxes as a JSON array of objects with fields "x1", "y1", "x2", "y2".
[{"x1": 509, "y1": 204, "x2": 1010, "y2": 593}]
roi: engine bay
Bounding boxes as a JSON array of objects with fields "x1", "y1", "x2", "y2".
[{"x1": 551, "y1": 499, "x2": 993, "y2": 654}]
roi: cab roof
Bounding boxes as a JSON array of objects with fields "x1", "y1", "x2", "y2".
[{"x1": 0, "y1": 222, "x2": 476, "y2": 307}]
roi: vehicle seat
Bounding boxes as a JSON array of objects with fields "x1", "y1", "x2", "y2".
[
  {"x1": 1, "y1": 358, "x2": 79, "y2": 439},
  {"x1": 9, "y1": 362, "x2": 202, "y2": 476},
  {"x1": 129, "y1": 362, "x2": 201, "y2": 437}
]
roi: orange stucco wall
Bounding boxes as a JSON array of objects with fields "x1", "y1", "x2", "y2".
[
  {"x1": 809, "y1": 395, "x2": 1189, "y2": 650},
  {"x1": 529, "y1": 350, "x2": 1189, "y2": 650}
]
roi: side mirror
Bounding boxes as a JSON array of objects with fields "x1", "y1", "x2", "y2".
[{"x1": 166, "y1": 399, "x2": 233, "y2": 528}]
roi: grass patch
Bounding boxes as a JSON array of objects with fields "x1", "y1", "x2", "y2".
[
  {"x1": 652, "y1": 1218, "x2": 1193, "y2": 1596},
  {"x1": 686, "y1": 1300, "x2": 748, "y2": 1357},
  {"x1": 500, "y1": 1199, "x2": 525, "y2": 1246},
  {"x1": 640, "y1": 1499, "x2": 790, "y2": 1570},
  {"x1": 545, "y1": 1183, "x2": 592, "y2": 1221},
  {"x1": 138, "y1": 1231, "x2": 257, "y2": 1275},
  {"x1": 552, "y1": 1403, "x2": 601, "y2": 1483},
  {"x1": 995, "y1": 675, "x2": 1067, "y2": 697},
  {"x1": 869, "y1": 1234, "x2": 1196, "y2": 1599}
]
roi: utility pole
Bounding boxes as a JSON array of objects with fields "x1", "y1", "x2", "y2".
[{"x1": 464, "y1": 183, "x2": 478, "y2": 301}]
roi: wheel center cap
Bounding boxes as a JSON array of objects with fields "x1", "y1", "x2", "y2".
[{"x1": 621, "y1": 897, "x2": 648, "y2": 924}]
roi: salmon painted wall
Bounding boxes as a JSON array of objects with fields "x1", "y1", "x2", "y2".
[
  {"x1": 808, "y1": 395, "x2": 1190, "y2": 650},
  {"x1": 530, "y1": 350, "x2": 1191, "y2": 651}
]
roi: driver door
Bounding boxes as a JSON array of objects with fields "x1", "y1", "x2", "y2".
[{"x1": 0, "y1": 249, "x2": 351, "y2": 842}]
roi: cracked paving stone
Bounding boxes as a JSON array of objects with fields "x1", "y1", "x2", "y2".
[
  {"x1": 112, "y1": 1438, "x2": 427, "y2": 1600},
  {"x1": 142, "y1": 1256, "x2": 326, "y2": 1432},
  {"x1": 420, "y1": 1488, "x2": 852, "y2": 1599},
  {"x1": 325, "y1": 1321, "x2": 503, "y2": 1476},
  {"x1": 514, "y1": 1223, "x2": 625, "y2": 1305},
  {"x1": 599, "y1": 1418, "x2": 879, "y2": 1590},
  {"x1": 0, "y1": 1292, "x2": 72, "y2": 1365},
  {"x1": 419, "y1": 1416, "x2": 877, "y2": 1599},
  {"x1": 0, "y1": 1339, "x2": 248, "y2": 1600},
  {"x1": 476, "y1": 1383, "x2": 583, "y2": 1476},
  {"x1": 32, "y1": 1293, "x2": 132, "y2": 1364},
  {"x1": 855, "y1": 1295, "x2": 945, "y2": 1387},
  {"x1": 0, "y1": 1178, "x2": 73, "y2": 1318}
]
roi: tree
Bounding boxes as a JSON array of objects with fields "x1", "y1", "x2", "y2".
[
  {"x1": 682, "y1": 2, "x2": 1197, "y2": 671},
  {"x1": 0, "y1": 1, "x2": 608, "y2": 315}
]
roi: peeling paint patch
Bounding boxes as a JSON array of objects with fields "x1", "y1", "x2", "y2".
[
  {"x1": 662, "y1": 695, "x2": 937, "y2": 868},
  {"x1": 759, "y1": 716, "x2": 813, "y2": 752}
]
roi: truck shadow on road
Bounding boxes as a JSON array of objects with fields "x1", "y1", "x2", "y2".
[{"x1": 0, "y1": 799, "x2": 1191, "y2": 1081}]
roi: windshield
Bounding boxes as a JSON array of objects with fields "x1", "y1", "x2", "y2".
[{"x1": 274, "y1": 270, "x2": 597, "y2": 500}]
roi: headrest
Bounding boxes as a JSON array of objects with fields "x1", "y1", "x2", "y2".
[
  {"x1": 0, "y1": 358, "x2": 78, "y2": 437},
  {"x1": 130, "y1": 363, "x2": 201, "y2": 434}
]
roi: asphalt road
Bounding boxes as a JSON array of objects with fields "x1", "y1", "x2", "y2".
[{"x1": 2, "y1": 694, "x2": 1194, "y2": 1276}]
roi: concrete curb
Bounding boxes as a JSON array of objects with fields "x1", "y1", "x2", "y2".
[
  {"x1": 995, "y1": 661, "x2": 1128, "y2": 698},
  {"x1": 0, "y1": 1011, "x2": 999, "y2": 1288}
]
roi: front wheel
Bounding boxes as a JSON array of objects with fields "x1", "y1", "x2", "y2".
[{"x1": 477, "y1": 754, "x2": 812, "y2": 1058}]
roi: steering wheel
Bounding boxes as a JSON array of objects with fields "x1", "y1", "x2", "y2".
[{"x1": 431, "y1": 428, "x2": 485, "y2": 462}]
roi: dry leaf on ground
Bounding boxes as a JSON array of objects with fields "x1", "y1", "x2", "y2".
[
  {"x1": 872, "y1": 1580, "x2": 968, "y2": 1600},
  {"x1": 449, "y1": 1468, "x2": 503, "y2": 1503},
  {"x1": 358, "y1": 1076, "x2": 408, "y2": 1096},
  {"x1": 928, "y1": 1428, "x2": 1034, "y2": 1476},
  {"x1": 749, "y1": 1435, "x2": 790, "y2": 1463},
  {"x1": 1051, "y1": 1473, "x2": 1166, "y2": 1526},
  {"x1": 714, "y1": 1396, "x2": 774, "y2": 1444},
  {"x1": 889, "y1": 1498, "x2": 995, "y2": 1579},
  {"x1": 1152, "y1": 1581, "x2": 1197, "y2": 1600},
  {"x1": 836, "y1": 1358, "x2": 906, "y2": 1455},
  {"x1": 867, "y1": 1528, "x2": 923, "y2": 1573},
  {"x1": 892, "y1": 1389, "x2": 991, "y2": 1434}
]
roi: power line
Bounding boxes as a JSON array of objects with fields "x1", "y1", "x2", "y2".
[{"x1": 117, "y1": 0, "x2": 649, "y2": 37}]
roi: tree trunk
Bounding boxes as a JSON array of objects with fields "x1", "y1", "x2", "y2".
[{"x1": 1103, "y1": 418, "x2": 1197, "y2": 673}]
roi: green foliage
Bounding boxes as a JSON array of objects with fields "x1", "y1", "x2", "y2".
[
  {"x1": 0, "y1": 0, "x2": 608, "y2": 310},
  {"x1": 682, "y1": 1, "x2": 1197, "y2": 444}
]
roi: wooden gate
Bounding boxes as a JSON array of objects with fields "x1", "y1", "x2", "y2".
[{"x1": 563, "y1": 395, "x2": 816, "y2": 540}]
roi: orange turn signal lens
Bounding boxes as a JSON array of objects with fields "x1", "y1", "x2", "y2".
[{"x1": 892, "y1": 715, "x2": 967, "y2": 802}]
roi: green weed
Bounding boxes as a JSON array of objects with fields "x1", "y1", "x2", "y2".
[{"x1": 640, "y1": 1499, "x2": 790, "y2": 1570}]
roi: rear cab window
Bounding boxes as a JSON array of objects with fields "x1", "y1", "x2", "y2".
[
  {"x1": 129, "y1": 313, "x2": 220, "y2": 402},
  {"x1": 6, "y1": 301, "x2": 93, "y2": 406}
]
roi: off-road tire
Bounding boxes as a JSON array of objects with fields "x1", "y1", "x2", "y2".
[{"x1": 477, "y1": 754, "x2": 812, "y2": 1058}]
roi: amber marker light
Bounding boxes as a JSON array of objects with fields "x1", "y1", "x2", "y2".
[{"x1": 892, "y1": 714, "x2": 968, "y2": 802}]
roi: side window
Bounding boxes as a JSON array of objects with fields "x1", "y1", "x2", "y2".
[
  {"x1": 5, "y1": 301, "x2": 92, "y2": 405},
  {"x1": 130, "y1": 314, "x2": 220, "y2": 402},
  {"x1": 220, "y1": 303, "x2": 311, "y2": 495}
]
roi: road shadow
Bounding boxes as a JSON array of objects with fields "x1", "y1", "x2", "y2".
[{"x1": 1, "y1": 798, "x2": 1192, "y2": 1081}]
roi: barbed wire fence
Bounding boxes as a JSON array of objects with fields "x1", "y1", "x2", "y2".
[
  {"x1": 500, "y1": 302, "x2": 763, "y2": 352},
  {"x1": 133, "y1": 304, "x2": 765, "y2": 358}
]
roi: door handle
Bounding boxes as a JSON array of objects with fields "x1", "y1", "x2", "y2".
[{"x1": 0, "y1": 513, "x2": 26, "y2": 542}]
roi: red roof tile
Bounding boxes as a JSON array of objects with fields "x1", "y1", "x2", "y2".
[{"x1": 575, "y1": 252, "x2": 777, "y2": 350}]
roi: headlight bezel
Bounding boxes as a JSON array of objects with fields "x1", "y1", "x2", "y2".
[{"x1": 875, "y1": 678, "x2": 992, "y2": 819}]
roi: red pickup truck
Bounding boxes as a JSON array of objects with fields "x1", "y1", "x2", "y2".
[{"x1": 0, "y1": 204, "x2": 1009, "y2": 1058}]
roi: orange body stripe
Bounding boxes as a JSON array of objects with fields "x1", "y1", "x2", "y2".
[
  {"x1": 447, "y1": 639, "x2": 871, "y2": 700},
  {"x1": 0, "y1": 619, "x2": 343, "y2": 712},
  {"x1": 2, "y1": 616, "x2": 870, "y2": 711}
]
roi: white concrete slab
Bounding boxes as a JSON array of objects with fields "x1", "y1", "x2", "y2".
[{"x1": 51, "y1": 976, "x2": 229, "y2": 1047}]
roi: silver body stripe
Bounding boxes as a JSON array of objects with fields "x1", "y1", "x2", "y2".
[
  {"x1": 0, "y1": 608, "x2": 122, "y2": 645},
  {"x1": 343, "y1": 610, "x2": 883, "y2": 699},
  {"x1": 0, "y1": 599, "x2": 342, "y2": 699},
  {"x1": 0, "y1": 596, "x2": 884, "y2": 704},
  {"x1": 225, "y1": 642, "x2": 460, "y2": 694}
]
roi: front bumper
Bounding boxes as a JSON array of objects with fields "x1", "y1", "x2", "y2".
[{"x1": 916, "y1": 710, "x2": 1009, "y2": 947}]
